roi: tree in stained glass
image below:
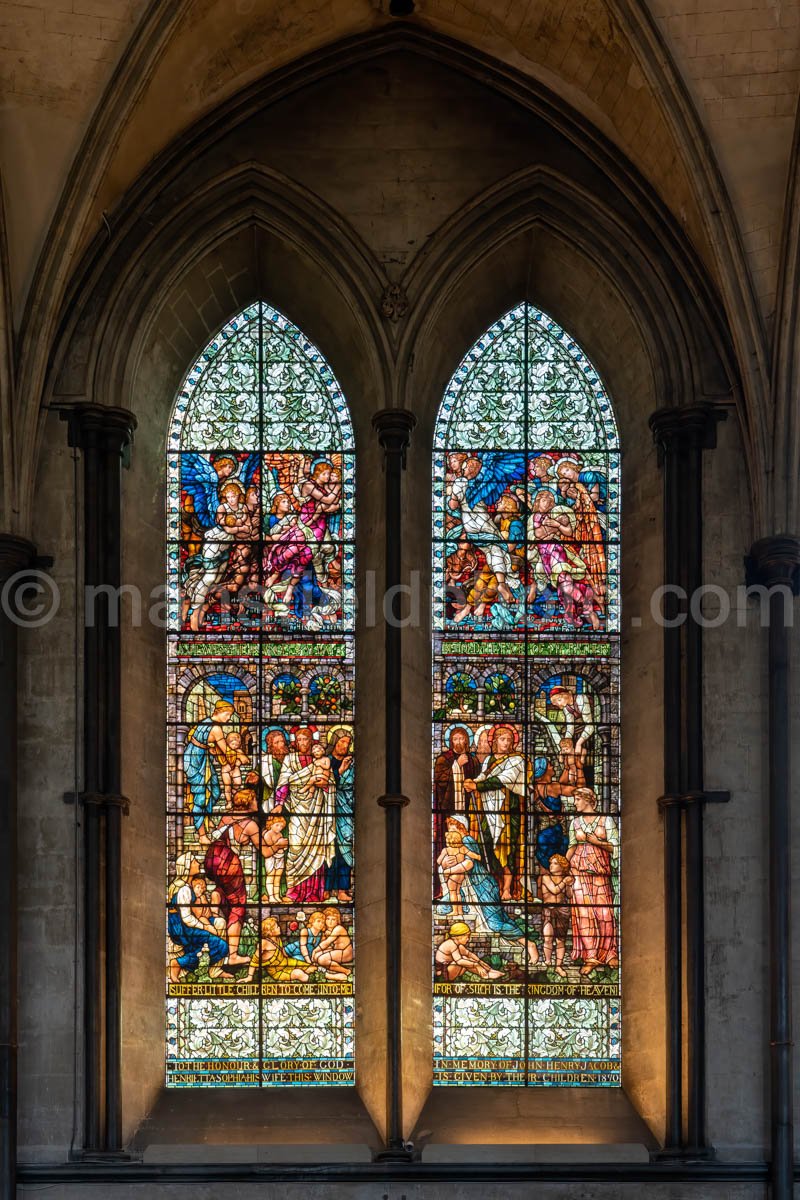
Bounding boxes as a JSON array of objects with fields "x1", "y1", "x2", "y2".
[
  {"x1": 432, "y1": 303, "x2": 621, "y2": 1086},
  {"x1": 166, "y1": 303, "x2": 355, "y2": 1087}
]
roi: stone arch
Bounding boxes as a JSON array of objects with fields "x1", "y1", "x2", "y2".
[
  {"x1": 29, "y1": 27, "x2": 750, "y2": 1149},
  {"x1": 24, "y1": 21, "x2": 758, "y2": 534}
]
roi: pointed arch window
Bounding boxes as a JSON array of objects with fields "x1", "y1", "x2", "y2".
[
  {"x1": 432, "y1": 303, "x2": 620, "y2": 1086},
  {"x1": 166, "y1": 303, "x2": 355, "y2": 1087}
]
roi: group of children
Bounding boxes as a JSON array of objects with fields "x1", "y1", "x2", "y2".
[
  {"x1": 245, "y1": 906, "x2": 353, "y2": 983},
  {"x1": 436, "y1": 837, "x2": 575, "y2": 979},
  {"x1": 174, "y1": 869, "x2": 353, "y2": 983}
]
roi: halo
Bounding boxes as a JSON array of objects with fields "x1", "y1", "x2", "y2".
[
  {"x1": 289, "y1": 723, "x2": 319, "y2": 742},
  {"x1": 555, "y1": 455, "x2": 582, "y2": 473},
  {"x1": 488, "y1": 722, "x2": 520, "y2": 750},
  {"x1": 310, "y1": 455, "x2": 335, "y2": 473},
  {"x1": 326, "y1": 724, "x2": 353, "y2": 750},
  {"x1": 441, "y1": 723, "x2": 475, "y2": 750},
  {"x1": 261, "y1": 724, "x2": 289, "y2": 750}
]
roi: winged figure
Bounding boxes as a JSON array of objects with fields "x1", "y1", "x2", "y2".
[
  {"x1": 448, "y1": 452, "x2": 525, "y2": 608},
  {"x1": 180, "y1": 452, "x2": 259, "y2": 630}
]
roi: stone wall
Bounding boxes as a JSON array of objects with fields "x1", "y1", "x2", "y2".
[{"x1": 12, "y1": 27, "x2": 778, "y2": 1194}]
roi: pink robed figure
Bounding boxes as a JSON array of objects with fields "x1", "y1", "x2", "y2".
[{"x1": 566, "y1": 789, "x2": 619, "y2": 974}]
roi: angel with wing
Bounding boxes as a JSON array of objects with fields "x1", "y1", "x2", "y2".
[
  {"x1": 180, "y1": 452, "x2": 259, "y2": 630},
  {"x1": 261, "y1": 459, "x2": 341, "y2": 620},
  {"x1": 447, "y1": 452, "x2": 526, "y2": 617}
]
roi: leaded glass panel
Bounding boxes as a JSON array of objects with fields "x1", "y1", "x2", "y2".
[
  {"x1": 166, "y1": 303, "x2": 355, "y2": 1087},
  {"x1": 432, "y1": 303, "x2": 621, "y2": 1086}
]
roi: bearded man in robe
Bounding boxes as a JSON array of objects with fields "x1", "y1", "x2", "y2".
[{"x1": 463, "y1": 723, "x2": 528, "y2": 901}]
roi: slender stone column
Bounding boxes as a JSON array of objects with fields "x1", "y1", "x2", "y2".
[
  {"x1": 746, "y1": 536, "x2": 799, "y2": 1200},
  {"x1": 63, "y1": 405, "x2": 135, "y2": 1154},
  {"x1": 649, "y1": 404, "x2": 724, "y2": 1157},
  {"x1": 372, "y1": 408, "x2": 415, "y2": 1160},
  {"x1": 0, "y1": 535, "x2": 36, "y2": 1200}
]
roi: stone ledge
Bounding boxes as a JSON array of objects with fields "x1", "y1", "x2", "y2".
[
  {"x1": 421, "y1": 1142, "x2": 650, "y2": 1163},
  {"x1": 142, "y1": 1143, "x2": 373, "y2": 1163},
  {"x1": 130, "y1": 1087, "x2": 381, "y2": 1156}
]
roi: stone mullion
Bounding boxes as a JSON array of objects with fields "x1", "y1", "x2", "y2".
[{"x1": 372, "y1": 407, "x2": 415, "y2": 1161}]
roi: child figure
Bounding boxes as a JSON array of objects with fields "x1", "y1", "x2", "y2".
[
  {"x1": 218, "y1": 731, "x2": 249, "y2": 805},
  {"x1": 436, "y1": 829, "x2": 475, "y2": 917},
  {"x1": 285, "y1": 910, "x2": 327, "y2": 965},
  {"x1": 295, "y1": 741, "x2": 334, "y2": 804},
  {"x1": 309, "y1": 741, "x2": 332, "y2": 786},
  {"x1": 190, "y1": 875, "x2": 227, "y2": 938},
  {"x1": 312, "y1": 907, "x2": 353, "y2": 978},
  {"x1": 261, "y1": 814, "x2": 288, "y2": 903},
  {"x1": 435, "y1": 922, "x2": 503, "y2": 981},
  {"x1": 540, "y1": 853, "x2": 574, "y2": 977},
  {"x1": 558, "y1": 737, "x2": 586, "y2": 787},
  {"x1": 225, "y1": 484, "x2": 261, "y2": 598},
  {"x1": 244, "y1": 916, "x2": 309, "y2": 983}
]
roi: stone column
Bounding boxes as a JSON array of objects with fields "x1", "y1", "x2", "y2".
[
  {"x1": 745, "y1": 536, "x2": 799, "y2": 1200},
  {"x1": 649, "y1": 404, "x2": 726, "y2": 1157},
  {"x1": 372, "y1": 408, "x2": 415, "y2": 1161},
  {"x1": 63, "y1": 405, "x2": 136, "y2": 1155},
  {"x1": 0, "y1": 535, "x2": 36, "y2": 1200}
]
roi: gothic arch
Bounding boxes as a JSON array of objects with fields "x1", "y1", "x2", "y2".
[
  {"x1": 31, "y1": 27, "x2": 749, "y2": 1150},
  {"x1": 392, "y1": 163, "x2": 734, "y2": 406},
  {"x1": 28, "y1": 21, "x2": 759, "y2": 536},
  {"x1": 49, "y1": 165, "x2": 391, "y2": 421}
]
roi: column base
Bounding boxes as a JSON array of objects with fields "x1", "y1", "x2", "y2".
[
  {"x1": 70, "y1": 1150, "x2": 136, "y2": 1163},
  {"x1": 651, "y1": 1145, "x2": 716, "y2": 1162},
  {"x1": 374, "y1": 1144, "x2": 416, "y2": 1163}
]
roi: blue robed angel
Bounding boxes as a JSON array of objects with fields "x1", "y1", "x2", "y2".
[{"x1": 180, "y1": 452, "x2": 259, "y2": 630}]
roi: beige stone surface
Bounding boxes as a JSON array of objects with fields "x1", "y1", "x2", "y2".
[
  {"x1": 0, "y1": 0, "x2": 147, "y2": 307},
  {"x1": 6, "y1": 0, "x2": 794, "y2": 1183},
  {"x1": 649, "y1": 0, "x2": 800, "y2": 318},
  {"x1": 0, "y1": 0, "x2": 795, "y2": 328}
]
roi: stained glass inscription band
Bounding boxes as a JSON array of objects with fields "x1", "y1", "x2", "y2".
[
  {"x1": 432, "y1": 303, "x2": 621, "y2": 1086},
  {"x1": 166, "y1": 304, "x2": 355, "y2": 1087}
]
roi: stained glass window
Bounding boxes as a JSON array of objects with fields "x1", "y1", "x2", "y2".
[
  {"x1": 166, "y1": 303, "x2": 355, "y2": 1086},
  {"x1": 432, "y1": 303, "x2": 620, "y2": 1086}
]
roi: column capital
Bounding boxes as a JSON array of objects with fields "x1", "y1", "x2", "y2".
[
  {"x1": 746, "y1": 535, "x2": 800, "y2": 591},
  {"x1": 0, "y1": 533, "x2": 37, "y2": 583},
  {"x1": 649, "y1": 403, "x2": 726, "y2": 458},
  {"x1": 60, "y1": 403, "x2": 137, "y2": 457},
  {"x1": 372, "y1": 408, "x2": 416, "y2": 465}
]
